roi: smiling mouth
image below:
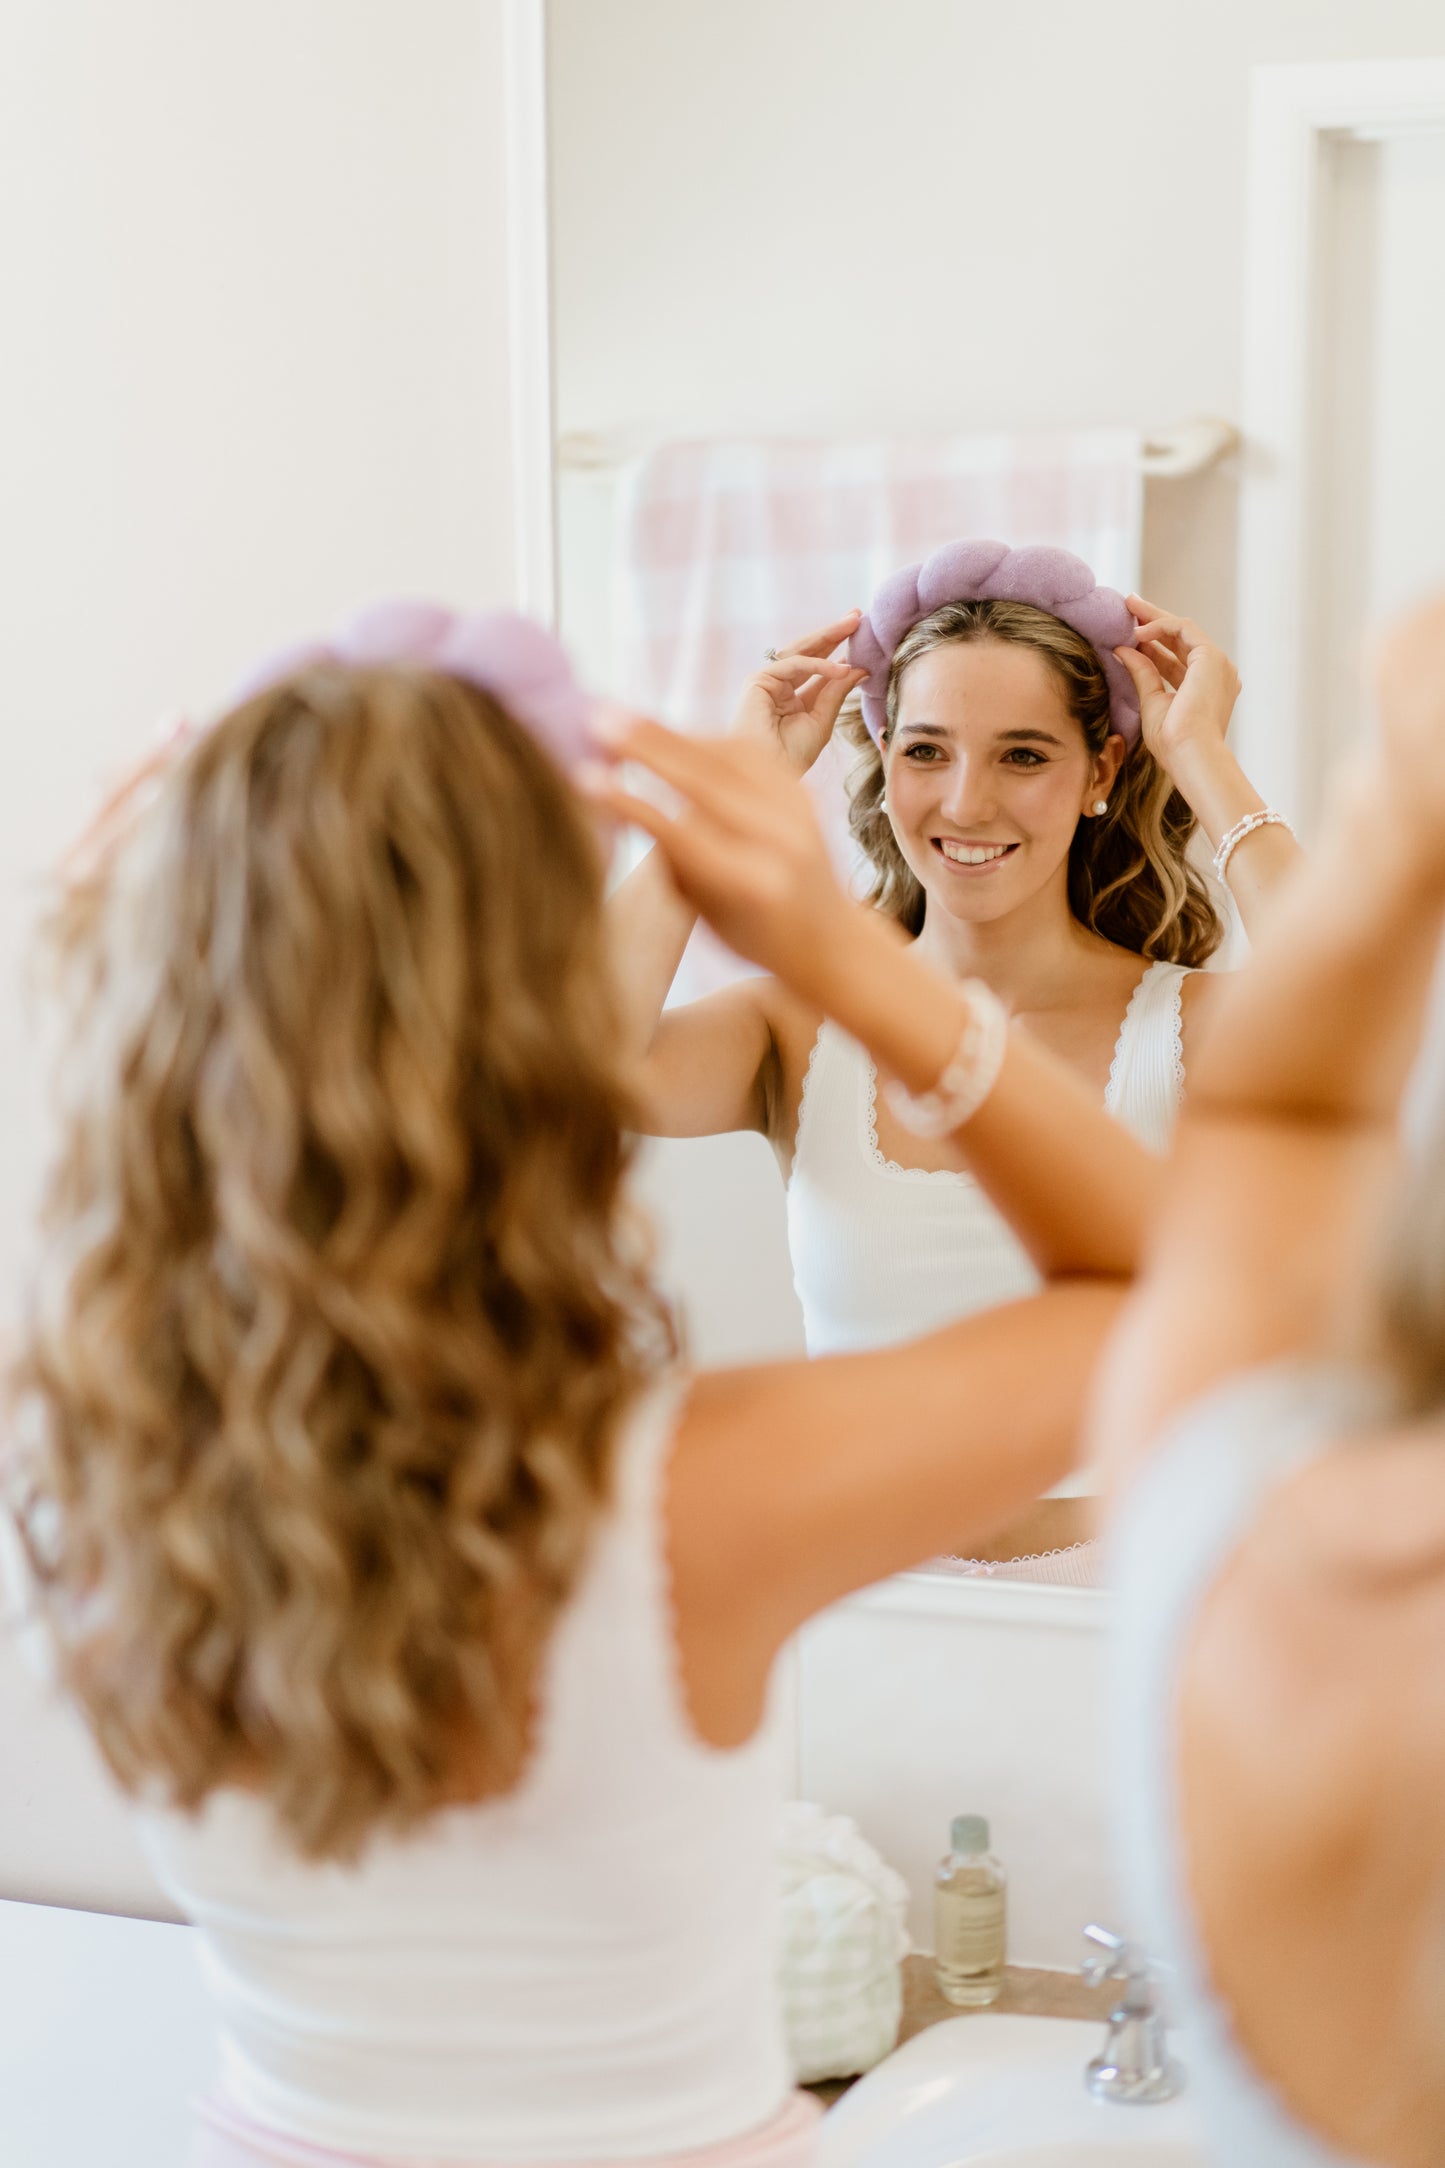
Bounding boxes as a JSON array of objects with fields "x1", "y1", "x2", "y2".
[{"x1": 933, "y1": 838, "x2": 1020, "y2": 868}]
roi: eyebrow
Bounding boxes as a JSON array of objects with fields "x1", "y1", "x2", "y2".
[{"x1": 893, "y1": 721, "x2": 1066, "y2": 747}]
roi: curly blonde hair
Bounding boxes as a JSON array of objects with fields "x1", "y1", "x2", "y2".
[
  {"x1": 843, "y1": 598, "x2": 1224, "y2": 965},
  {"x1": 7, "y1": 663, "x2": 675, "y2": 1861}
]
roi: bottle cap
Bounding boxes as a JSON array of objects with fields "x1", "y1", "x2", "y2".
[{"x1": 951, "y1": 1814, "x2": 990, "y2": 1854}]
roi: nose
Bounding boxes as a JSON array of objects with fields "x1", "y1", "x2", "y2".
[{"x1": 937, "y1": 752, "x2": 997, "y2": 832}]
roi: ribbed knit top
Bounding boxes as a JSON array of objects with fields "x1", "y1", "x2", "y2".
[{"x1": 139, "y1": 1378, "x2": 794, "y2": 2164}]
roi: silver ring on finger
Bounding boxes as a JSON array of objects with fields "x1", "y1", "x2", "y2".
[{"x1": 764, "y1": 647, "x2": 781, "y2": 662}]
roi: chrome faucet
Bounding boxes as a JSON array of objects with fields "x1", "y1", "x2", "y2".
[{"x1": 1080, "y1": 1924, "x2": 1185, "y2": 2105}]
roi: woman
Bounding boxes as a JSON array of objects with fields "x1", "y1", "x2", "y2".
[
  {"x1": 1094, "y1": 592, "x2": 1445, "y2": 2166},
  {"x1": 6, "y1": 603, "x2": 1152, "y2": 2168},
  {"x1": 610, "y1": 540, "x2": 1300, "y2": 1570}
]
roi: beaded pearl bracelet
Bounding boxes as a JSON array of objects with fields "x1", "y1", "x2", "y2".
[
  {"x1": 1211, "y1": 808, "x2": 1294, "y2": 884},
  {"x1": 882, "y1": 980, "x2": 1009, "y2": 1138}
]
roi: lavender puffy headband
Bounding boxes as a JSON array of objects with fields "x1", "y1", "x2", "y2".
[
  {"x1": 230, "y1": 599, "x2": 595, "y2": 775},
  {"x1": 848, "y1": 541, "x2": 1141, "y2": 747}
]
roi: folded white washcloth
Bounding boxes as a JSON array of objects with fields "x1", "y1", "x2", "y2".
[{"x1": 776, "y1": 1801, "x2": 912, "y2": 2084}]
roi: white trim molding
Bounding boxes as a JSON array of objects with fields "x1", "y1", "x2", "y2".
[
  {"x1": 501, "y1": 0, "x2": 557, "y2": 624},
  {"x1": 850, "y1": 1569, "x2": 1106, "y2": 1634},
  {"x1": 1235, "y1": 59, "x2": 1445, "y2": 831}
]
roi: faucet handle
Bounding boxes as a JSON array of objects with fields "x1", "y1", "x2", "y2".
[
  {"x1": 1081, "y1": 1923, "x2": 1185, "y2": 2105},
  {"x1": 1081, "y1": 1923, "x2": 1152, "y2": 1993}
]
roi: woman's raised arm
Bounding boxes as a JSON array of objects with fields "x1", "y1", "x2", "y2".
[
  {"x1": 602, "y1": 618, "x2": 865, "y2": 1140},
  {"x1": 1115, "y1": 596, "x2": 1302, "y2": 938},
  {"x1": 1091, "y1": 592, "x2": 1445, "y2": 1495}
]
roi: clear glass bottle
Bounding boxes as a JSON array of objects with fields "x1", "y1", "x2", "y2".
[{"x1": 933, "y1": 1813, "x2": 1006, "y2": 2006}]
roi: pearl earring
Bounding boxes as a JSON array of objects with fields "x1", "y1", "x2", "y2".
[
  {"x1": 1091, "y1": 799, "x2": 1109, "y2": 816},
  {"x1": 880, "y1": 792, "x2": 891, "y2": 819}
]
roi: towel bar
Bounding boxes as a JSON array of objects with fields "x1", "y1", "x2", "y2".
[{"x1": 557, "y1": 417, "x2": 1240, "y2": 480}]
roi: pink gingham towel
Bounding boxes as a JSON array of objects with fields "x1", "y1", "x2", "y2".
[{"x1": 191, "y1": 2092, "x2": 822, "y2": 2168}]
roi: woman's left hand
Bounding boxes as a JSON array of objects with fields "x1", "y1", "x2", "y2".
[
  {"x1": 1113, "y1": 595, "x2": 1242, "y2": 780},
  {"x1": 584, "y1": 715, "x2": 862, "y2": 1003}
]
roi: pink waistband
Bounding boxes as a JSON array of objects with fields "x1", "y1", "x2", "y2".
[{"x1": 191, "y1": 2092, "x2": 822, "y2": 2168}]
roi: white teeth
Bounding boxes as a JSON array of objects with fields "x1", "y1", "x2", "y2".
[{"x1": 939, "y1": 839, "x2": 1013, "y2": 866}]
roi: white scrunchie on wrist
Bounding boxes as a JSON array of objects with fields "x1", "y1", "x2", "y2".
[{"x1": 882, "y1": 980, "x2": 1009, "y2": 1137}]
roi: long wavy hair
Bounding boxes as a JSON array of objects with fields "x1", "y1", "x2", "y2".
[
  {"x1": 7, "y1": 663, "x2": 675, "y2": 1861},
  {"x1": 843, "y1": 598, "x2": 1224, "y2": 964}
]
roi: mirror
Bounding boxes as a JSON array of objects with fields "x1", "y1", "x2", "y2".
[{"x1": 546, "y1": 2, "x2": 1445, "y2": 1594}]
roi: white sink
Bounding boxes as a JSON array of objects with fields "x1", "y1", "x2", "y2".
[{"x1": 819, "y1": 2013, "x2": 1205, "y2": 2168}]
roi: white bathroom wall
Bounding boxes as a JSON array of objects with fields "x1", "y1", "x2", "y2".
[
  {"x1": 0, "y1": 0, "x2": 523, "y2": 1915},
  {"x1": 799, "y1": 1584, "x2": 1111, "y2": 1969},
  {"x1": 551, "y1": 0, "x2": 1445, "y2": 651}
]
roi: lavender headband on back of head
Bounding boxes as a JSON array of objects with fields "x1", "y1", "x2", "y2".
[
  {"x1": 230, "y1": 599, "x2": 596, "y2": 776},
  {"x1": 847, "y1": 541, "x2": 1142, "y2": 747}
]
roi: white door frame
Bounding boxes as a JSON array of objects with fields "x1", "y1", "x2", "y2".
[
  {"x1": 502, "y1": 0, "x2": 558, "y2": 624},
  {"x1": 1234, "y1": 59, "x2": 1445, "y2": 831}
]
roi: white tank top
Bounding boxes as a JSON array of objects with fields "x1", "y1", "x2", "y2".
[
  {"x1": 786, "y1": 959, "x2": 1188, "y2": 1357},
  {"x1": 139, "y1": 1379, "x2": 793, "y2": 2164}
]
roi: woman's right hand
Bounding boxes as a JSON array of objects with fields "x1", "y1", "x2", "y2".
[
  {"x1": 728, "y1": 612, "x2": 869, "y2": 778},
  {"x1": 586, "y1": 714, "x2": 866, "y2": 1004}
]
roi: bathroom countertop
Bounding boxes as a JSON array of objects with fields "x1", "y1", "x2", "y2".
[{"x1": 805, "y1": 1957, "x2": 1115, "y2": 2105}]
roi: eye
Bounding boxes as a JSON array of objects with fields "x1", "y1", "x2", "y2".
[
  {"x1": 1001, "y1": 747, "x2": 1047, "y2": 768},
  {"x1": 900, "y1": 742, "x2": 944, "y2": 762}
]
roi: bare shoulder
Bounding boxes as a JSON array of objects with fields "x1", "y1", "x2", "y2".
[
  {"x1": 1179, "y1": 965, "x2": 1227, "y2": 1016},
  {"x1": 1178, "y1": 1422, "x2": 1445, "y2": 2148},
  {"x1": 1185, "y1": 1419, "x2": 1445, "y2": 1775},
  {"x1": 1178, "y1": 964, "x2": 1228, "y2": 1071},
  {"x1": 662, "y1": 1357, "x2": 822, "y2": 1751}
]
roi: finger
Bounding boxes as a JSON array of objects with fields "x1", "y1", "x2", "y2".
[
  {"x1": 1130, "y1": 598, "x2": 1209, "y2": 656},
  {"x1": 1129, "y1": 608, "x2": 1186, "y2": 648},
  {"x1": 576, "y1": 769, "x2": 675, "y2": 845},
  {"x1": 1113, "y1": 645, "x2": 1169, "y2": 697},
  {"x1": 809, "y1": 666, "x2": 870, "y2": 734},
  {"x1": 771, "y1": 610, "x2": 865, "y2": 661},
  {"x1": 591, "y1": 701, "x2": 656, "y2": 749},
  {"x1": 600, "y1": 717, "x2": 786, "y2": 832},
  {"x1": 1138, "y1": 621, "x2": 1187, "y2": 672},
  {"x1": 1144, "y1": 639, "x2": 1186, "y2": 688},
  {"x1": 743, "y1": 655, "x2": 855, "y2": 720},
  {"x1": 1126, "y1": 592, "x2": 1181, "y2": 629},
  {"x1": 757, "y1": 653, "x2": 857, "y2": 690},
  {"x1": 577, "y1": 767, "x2": 778, "y2": 908},
  {"x1": 1129, "y1": 588, "x2": 1206, "y2": 631}
]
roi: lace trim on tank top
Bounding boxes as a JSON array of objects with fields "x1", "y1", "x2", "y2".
[
  {"x1": 1104, "y1": 958, "x2": 1180, "y2": 1112},
  {"x1": 858, "y1": 958, "x2": 1175, "y2": 1184},
  {"x1": 936, "y1": 1539, "x2": 1100, "y2": 1589},
  {"x1": 1167, "y1": 970, "x2": 1186, "y2": 1094},
  {"x1": 864, "y1": 1064, "x2": 970, "y2": 1185},
  {"x1": 792, "y1": 1020, "x2": 828, "y2": 1161}
]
